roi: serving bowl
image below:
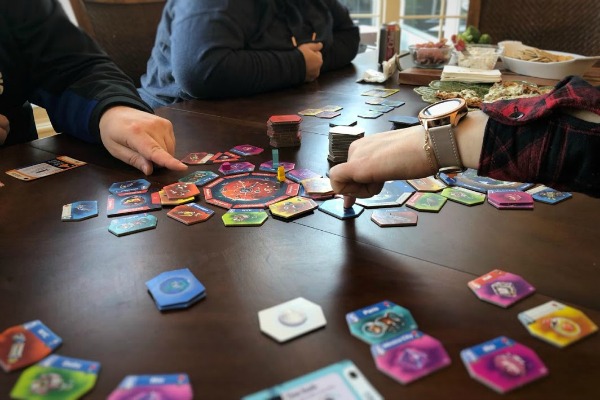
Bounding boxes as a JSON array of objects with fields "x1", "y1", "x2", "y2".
[
  {"x1": 408, "y1": 44, "x2": 452, "y2": 69},
  {"x1": 455, "y1": 44, "x2": 502, "y2": 70},
  {"x1": 500, "y1": 51, "x2": 598, "y2": 80}
]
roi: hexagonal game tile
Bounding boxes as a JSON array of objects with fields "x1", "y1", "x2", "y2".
[{"x1": 258, "y1": 297, "x2": 326, "y2": 343}]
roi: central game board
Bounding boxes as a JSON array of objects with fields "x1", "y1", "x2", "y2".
[{"x1": 203, "y1": 172, "x2": 299, "y2": 209}]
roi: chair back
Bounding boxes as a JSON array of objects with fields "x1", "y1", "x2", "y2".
[
  {"x1": 467, "y1": 0, "x2": 600, "y2": 56},
  {"x1": 69, "y1": 0, "x2": 166, "y2": 86}
]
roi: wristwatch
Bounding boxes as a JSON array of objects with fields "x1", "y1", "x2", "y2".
[{"x1": 418, "y1": 98, "x2": 468, "y2": 176}]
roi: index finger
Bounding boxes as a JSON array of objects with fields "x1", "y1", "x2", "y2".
[{"x1": 128, "y1": 133, "x2": 187, "y2": 171}]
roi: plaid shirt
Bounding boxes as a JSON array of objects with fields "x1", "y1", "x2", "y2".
[{"x1": 480, "y1": 76, "x2": 600, "y2": 196}]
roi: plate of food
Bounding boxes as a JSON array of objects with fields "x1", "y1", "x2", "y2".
[
  {"x1": 499, "y1": 41, "x2": 599, "y2": 80},
  {"x1": 414, "y1": 80, "x2": 554, "y2": 109}
]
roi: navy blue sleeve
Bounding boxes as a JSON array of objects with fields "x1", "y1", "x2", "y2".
[{"x1": 320, "y1": 0, "x2": 360, "y2": 72}]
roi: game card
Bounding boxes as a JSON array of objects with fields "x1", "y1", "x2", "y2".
[
  {"x1": 286, "y1": 168, "x2": 321, "y2": 183},
  {"x1": 106, "y1": 192, "x2": 162, "y2": 217},
  {"x1": 440, "y1": 187, "x2": 486, "y2": 206},
  {"x1": 357, "y1": 110, "x2": 383, "y2": 119},
  {"x1": 461, "y1": 336, "x2": 548, "y2": 393},
  {"x1": 371, "y1": 208, "x2": 418, "y2": 227},
  {"x1": 109, "y1": 214, "x2": 158, "y2": 237},
  {"x1": 61, "y1": 201, "x2": 98, "y2": 222},
  {"x1": 242, "y1": 360, "x2": 382, "y2": 400},
  {"x1": 361, "y1": 88, "x2": 399, "y2": 98},
  {"x1": 109, "y1": 179, "x2": 150, "y2": 196},
  {"x1": 301, "y1": 177, "x2": 334, "y2": 195},
  {"x1": 346, "y1": 300, "x2": 418, "y2": 345},
  {"x1": 371, "y1": 330, "x2": 451, "y2": 384},
  {"x1": 6, "y1": 156, "x2": 86, "y2": 181},
  {"x1": 167, "y1": 203, "x2": 214, "y2": 225},
  {"x1": 10, "y1": 355, "x2": 100, "y2": 400},
  {"x1": 159, "y1": 190, "x2": 195, "y2": 206},
  {"x1": 269, "y1": 196, "x2": 318, "y2": 220},
  {"x1": 518, "y1": 301, "x2": 598, "y2": 347},
  {"x1": 318, "y1": 198, "x2": 363, "y2": 220},
  {"x1": 439, "y1": 168, "x2": 533, "y2": 194},
  {"x1": 230, "y1": 144, "x2": 264, "y2": 156},
  {"x1": 108, "y1": 374, "x2": 193, "y2": 400},
  {"x1": 181, "y1": 152, "x2": 213, "y2": 165},
  {"x1": 259, "y1": 160, "x2": 295, "y2": 173},
  {"x1": 315, "y1": 111, "x2": 341, "y2": 119},
  {"x1": 468, "y1": 269, "x2": 535, "y2": 308},
  {"x1": 405, "y1": 192, "x2": 447, "y2": 212},
  {"x1": 527, "y1": 185, "x2": 572, "y2": 204},
  {"x1": 178, "y1": 170, "x2": 219, "y2": 186},
  {"x1": 407, "y1": 176, "x2": 446, "y2": 192},
  {"x1": 209, "y1": 152, "x2": 241, "y2": 163},
  {"x1": 107, "y1": 374, "x2": 194, "y2": 400},
  {"x1": 219, "y1": 161, "x2": 255, "y2": 175},
  {"x1": 162, "y1": 182, "x2": 200, "y2": 200},
  {"x1": 0, "y1": 320, "x2": 62, "y2": 372},
  {"x1": 258, "y1": 297, "x2": 326, "y2": 343},
  {"x1": 146, "y1": 268, "x2": 206, "y2": 311},
  {"x1": 222, "y1": 209, "x2": 269, "y2": 226},
  {"x1": 355, "y1": 180, "x2": 415, "y2": 208}
]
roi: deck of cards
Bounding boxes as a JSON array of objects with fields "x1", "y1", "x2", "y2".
[
  {"x1": 267, "y1": 115, "x2": 302, "y2": 147},
  {"x1": 145, "y1": 268, "x2": 206, "y2": 311},
  {"x1": 327, "y1": 125, "x2": 365, "y2": 163}
]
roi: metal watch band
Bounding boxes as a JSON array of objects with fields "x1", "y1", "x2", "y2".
[{"x1": 427, "y1": 124, "x2": 463, "y2": 173}]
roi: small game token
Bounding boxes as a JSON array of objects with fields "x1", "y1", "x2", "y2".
[
  {"x1": 219, "y1": 161, "x2": 255, "y2": 175},
  {"x1": 107, "y1": 192, "x2": 162, "y2": 217},
  {"x1": 242, "y1": 360, "x2": 382, "y2": 400},
  {"x1": 468, "y1": 269, "x2": 535, "y2": 308},
  {"x1": 461, "y1": 336, "x2": 548, "y2": 393},
  {"x1": 368, "y1": 104, "x2": 394, "y2": 113},
  {"x1": 61, "y1": 200, "x2": 98, "y2": 221},
  {"x1": 209, "y1": 151, "x2": 241, "y2": 163},
  {"x1": 319, "y1": 198, "x2": 363, "y2": 219},
  {"x1": 389, "y1": 115, "x2": 419, "y2": 129},
  {"x1": 441, "y1": 187, "x2": 486, "y2": 206},
  {"x1": 371, "y1": 208, "x2": 418, "y2": 227},
  {"x1": 361, "y1": 88, "x2": 399, "y2": 97},
  {"x1": 167, "y1": 203, "x2": 214, "y2": 225},
  {"x1": 271, "y1": 149, "x2": 279, "y2": 168},
  {"x1": 109, "y1": 178, "x2": 151, "y2": 196},
  {"x1": 346, "y1": 300, "x2": 418, "y2": 345},
  {"x1": 301, "y1": 177, "x2": 334, "y2": 195},
  {"x1": 108, "y1": 374, "x2": 193, "y2": 400},
  {"x1": 269, "y1": 196, "x2": 318, "y2": 220},
  {"x1": 259, "y1": 160, "x2": 295, "y2": 173},
  {"x1": 178, "y1": 170, "x2": 219, "y2": 186},
  {"x1": 487, "y1": 190, "x2": 534, "y2": 210},
  {"x1": 371, "y1": 330, "x2": 451, "y2": 384},
  {"x1": 0, "y1": 320, "x2": 62, "y2": 372},
  {"x1": 407, "y1": 176, "x2": 446, "y2": 192},
  {"x1": 10, "y1": 355, "x2": 100, "y2": 400},
  {"x1": 405, "y1": 192, "x2": 447, "y2": 212},
  {"x1": 355, "y1": 180, "x2": 415, "y2": 208},
  {"x1": 439, "y1": 168, "x2": 533, "y2": 193},
  {"x1": 163, "y1": 182, "x2": 200, "y2": 200},
  {"x1": 276, "y1": 165, "x2": 286, "y2": 182},
  {"x1": 518, "y1": 301, "x2": 598, "y2": 348},
  {"x1": 159, "y1": 190, "x2": 195, "y2": 206},
  {"x1": 315, "y1": 110, "x2": 341, "y2": 119},
  {"x1": 109, "y1": 213, "x2": 158, "y2": 236},
  {"x1": 146, "y1": 268, "x2": 206, "y2": 311},
  {"x1": 181, "y1": 152, "x2": 213, "y2": 165},
  {"x1": 357, "y1": 110, "x2": 383, "y2": 119},
  {"x1": 222, "y1": 209, "x2": 269, "y2": 226},
  {"x1": 286, "y1": 168, "x2": 321, "y2": 183},
  {"x1": 527, "y1": 185, "x2": 572, "y2": 204},
  {"x1": 258, "y1": 297, "x2": 326, "y2": 343},
  {"x1": 230, "y1": 144, "x2": 264, "y2": 156}
]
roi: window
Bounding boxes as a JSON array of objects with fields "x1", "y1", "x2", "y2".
[{"x1": 339, "y1": 0, "x2": 469, "y2": 50}]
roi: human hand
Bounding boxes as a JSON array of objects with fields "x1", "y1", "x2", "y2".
[
  {"x1": 298, "y1": 42, "x2": 323, "y2": 82},
  {"x1": 329, "y1": 126, "x2": 432, "y2": 204},
  {"x1": 0, "y1": 114, "x2": 9, "y2": 145},
  {"x1": 98, "y1": 106, "x2": 188, "y2": 175}
]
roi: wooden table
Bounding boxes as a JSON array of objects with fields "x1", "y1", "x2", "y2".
[{"x1": 1, "y1": 50, "x2": 599, "y2": 399}]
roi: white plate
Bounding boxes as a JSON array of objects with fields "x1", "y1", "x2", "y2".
[{"x1": 501, "y1": 51, "x2": 596, "y2": 80}]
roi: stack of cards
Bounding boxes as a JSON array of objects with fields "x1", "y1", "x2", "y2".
[
  {"x1": 10, "y1": 355, "x2": 101, "y2": 400},
  {"x1": 468, "y1": 269, "x2": 536, "y2": 308},
  {"x1": 461, "y1": 336, "x2": 548, "y2": 393},
  {"x1": 242, "y1": 360, "x2": 382, "y2": 400},
  {"x1": 518, "y1": 301, "x2": 598, "y2": 347},
  {"x1": 145, "y1": 268, "x2": 206, "y2": 311},
  {"x1": 0, "y1": 320, "x2": 62, "y2": 372},
  {"x1": 327, "y1": 126, "x2": 365, "y2": 163},
  {"x1": 108, "y1": 374, "x2": 193, "y2": 400},
  {"x1": 267, "y1": 115, "x2": 302, "y2": 147},
  {"x1": 487, "y1": 190, "x2": 534, "y2": 210}
]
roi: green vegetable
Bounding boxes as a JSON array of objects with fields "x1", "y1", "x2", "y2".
[
  {"x1": 479, "y1": 33, "x2": 492, "y2": 44},
  {"x1": 465, "y1": 25, "x2": 481, "y2": 43}
]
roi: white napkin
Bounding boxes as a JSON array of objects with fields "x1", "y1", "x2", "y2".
[{"x1": 441, "y1": 65, "x2": 501, "y2": 83}]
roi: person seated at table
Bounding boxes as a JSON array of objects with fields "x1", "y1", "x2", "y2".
[
  {"x1": 138, "y1": 0, "x2": 360, "y2": 108},
  {"x1": 0, "y1": 0, "x2": 188, "y2": 176},
  {"x1": 329, "y1": 75, "x2": 600, "y2": 204}
]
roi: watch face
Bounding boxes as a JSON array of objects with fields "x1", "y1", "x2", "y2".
[{"x1": 421, "y1": 98, "x2": 464, "y2": 118}]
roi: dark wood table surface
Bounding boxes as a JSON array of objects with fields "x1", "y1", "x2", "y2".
[{"x1": 1, "y1": 51, "x2": 599, "y2": 399}]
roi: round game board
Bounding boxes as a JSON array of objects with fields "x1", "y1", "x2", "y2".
[{"x1": 203, "y1": 172, "x2": 300, "y2": 209}]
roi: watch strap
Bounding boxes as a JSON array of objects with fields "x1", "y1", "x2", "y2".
[{"x1": 427, "y1": 124, "x2": 464, "y2": 173}]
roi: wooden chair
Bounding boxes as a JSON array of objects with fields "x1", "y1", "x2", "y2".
[
  {"x1": 69, "y1": 0, "x2": 166, "y2": 86},
  {"x1": 467, "y1": 0, "x2": 600, "y2": 56}
]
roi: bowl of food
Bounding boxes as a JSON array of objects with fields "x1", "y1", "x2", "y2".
[
  {"x1": 455, "y1": 44, "x2": 502, "y2": 70},
  {"x1": 409, "y1": 41, "x2": 452, "y2": 69}
]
